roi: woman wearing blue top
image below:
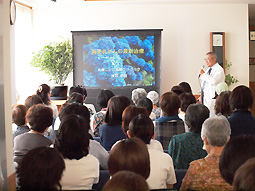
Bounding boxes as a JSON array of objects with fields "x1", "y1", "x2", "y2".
[{"x1": 99, "y1": 95, "x2": 130, "y2": 151}]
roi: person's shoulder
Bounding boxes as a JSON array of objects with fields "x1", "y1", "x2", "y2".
[
  {"x1": 172, "y1": 132, "x2": 189, "y2": 140},
  {"x1": 149, "y1": 148, "x2": 173, "y2": 162}
]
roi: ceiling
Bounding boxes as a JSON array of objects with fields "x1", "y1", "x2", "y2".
[{"x1": 17, "y1": 0, "x2": 255, "y2": 20}]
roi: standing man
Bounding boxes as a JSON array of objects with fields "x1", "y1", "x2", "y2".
[{"x1": 199, "y1": 52, "x2": 225, "y2": 108}]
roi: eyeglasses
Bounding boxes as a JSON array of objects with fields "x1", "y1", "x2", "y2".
[{"x1": 204, "y1": 58, "x2": 210, "y2": 61}]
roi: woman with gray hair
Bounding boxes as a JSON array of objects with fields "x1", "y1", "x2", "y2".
[
  {"x1": 147, "y1": 91, "x2": 161, "y2": 119},
  {"x1": 180, "y1": 115, "x2": 232, "y2": 191},
  {"x1": 131, "y1": 88, "x2": 147, "y2": 105}
]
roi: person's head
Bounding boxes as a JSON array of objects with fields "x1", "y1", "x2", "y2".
[
  {"x1": 205, "y1": 52, "x2": 217, "y2": 67},
  {"x1": 179, "y1": 82, "x2": 192, "y2": 93},
  {"x1": 122, "y1": 106, "x2": 149, "y2": 136},
  {"x1": 179, "y1": 93, "x2": 196, "y2": 113},
  {"x1": 229, "y1": 85, "x2": 253, "y2": 110},
  {"x1": 105, "y1": 95, "x2": 130, "y2": 125},
  {"x1": 147, "y1": 91, "x2": 159, "y2": 105},
  {"x1": 219, "y1": 135, "x2": 255, "y2": 185},
  {"x1": 215, "y1": 91, "x2": 232, "y2": 117},
  {"x1": 233, "y1": 158, "x2": 255, "y2": 191},
  {"x1": 136, "y1": 98, "x2": 153, "y2": 115},
  {"x1": 36, "y1": 84, "x2": 51, "y2": 105},
  {"x1": 185, "y1": 104, "x2": 209, "y2": 133},
  {"x1": 26, "y1": 104, "x2": 53, "y2": 133},
  {"x1": 160, "y1": 92, "x2": 180, "y2": 116},
  {"x1": 171, "y1": 85, "x2": 184, "y2": 96},
  {"x1": 16, "y1": 147, "x2": 65, "y2": 191},
  {"x1": 55, "y1": 114, "x2": 90, "y2": 160},
  {"x1": 201, "y1": 115, "x2": 231, "y2": 152},
  {"x1": 102, "y1": 171, "x2": 149, "y2": 191},
  {"x1": 96, "y1": 89, "x2": 115, "y2": 109},
  {"x1": 12, "y1": 104, "x2": 27, "y2": 126},
  {"x1": 69, "y1": 85, "x2": 87, "y2": 101},
  {"x1": 215, "y1": 82, "x2": 228, "y2": 96},
  {"x1": 24, "y1": 94, "x2": 43, "y2": 110},
  {"x1": 131, "y1": 88, "x2": 147, "y2": 105},
  {"x1": 67, "y1": 92, "x2": 84, "y2": 104},
  {"x1": 108, "y1": 138, "x2": 150, "y2": 179},
  {"x1": 59, "y1": 102, "x2": 90, "y2": 123},
  {"x1": 128, "y1": 114, "x2": 154, "y2": 144}
]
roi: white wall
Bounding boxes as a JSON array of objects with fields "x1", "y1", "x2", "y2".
[{"x1": 19, "y1": 2, "x2": 249, "y2": 99}]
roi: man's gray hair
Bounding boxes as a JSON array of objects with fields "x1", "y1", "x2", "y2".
[
  {"x1": 131, "y1": 88, "x2": 147, "y2": 105},
  {"x1": 201, "y1": 115, "x2": 231, "y2": 147},
  {"x1": 206, "y1": 52, "x2": 217, "y2": 60}
]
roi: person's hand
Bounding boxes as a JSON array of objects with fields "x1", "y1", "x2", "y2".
[{"x1": 200, "y1": 69, "x2": 205, "y2": 75}]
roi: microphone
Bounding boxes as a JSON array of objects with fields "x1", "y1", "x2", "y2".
[{"x1": 198, "y1": 65, "x2": 205, "y2": 78}]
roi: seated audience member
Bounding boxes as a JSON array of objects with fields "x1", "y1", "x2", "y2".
[
  {"x1": 178, "y1": 93, "x2": 196, "y2": 132},
  {"x1": 171, "y1": 85, "x2": 184, "y2": 96},
  {"x1": 12, "y1": 104, "x2": 29, "y2": 140},
  {"x1": 208, "y1": 82, "x2": 228, "y2": 118},
  {"x1": 219, "y1": 135, "x2": 255, "y2": 185},
  {"x1": 102, "y1": 171, "x2": 149, "y2": 191},
  {"x1": 214, "y1": 91, "x2": 232, "y2": 117},
  {"x1": 156, "y1": 91, "x2": 182, "y2": 123},
  {"x1": 99, "y1": 95, "x2": 130, "y2": 150},
  {"x1": 69, "y1": 85, "x2": 96, "y2": 116},
  {"x1": 59, "y1": 103, "x2": 108, "y2": 169},
  {"x1": 168, "y1": 104, "x2": 209, "y2": 169},
  {"x1": 131, "y1": 88, "x2": 147, "y2": 105},
  {"x1": 128, "y1": 115, "x2": 176, "y2": 189},
  {"x1": 147, "y1": 90, "x2": 161, "y2": 119},
  {"x1": 13, "y1": 104, "x2": 53, "y2": 164},
  {"x1": 24, "y1": 94, "x2": 43, "y2": 110},
  {"x1": 55, "y1": 114, "x2": 99, "y2": 190},
  {"x1": 66, "y1": 92, "x2": 84, "y2": 105},
  {"x1": 228, "y1": 85, "x2": 255, "y2": 138},
  {"x1": 180, "y1": 115, "x2": 232, "y2": 191},
  {"x1": 137, "y1": 97, "x2": 156, "y2": 120},
  {"x1": 233, "y1": 158, "x2": 255, "y2": 191},
  {"x1": 108, "y1": 138, "x2": 150, "y2": 180},
  {"x1": 92, "y1": 89, "x2": 114, "y2": 136},
  {"x1": 16, "y1": 147, "x2": 65, "y2": 191},
  {"x1": 36, "y1": 84, "x2": 58, "y2": 118},
  {"x1": 122, "y1": 105, "x2": 149, "y2": 138},
  {"x1": 179, "y1": 82, "x2": 192, "y2": 94}
]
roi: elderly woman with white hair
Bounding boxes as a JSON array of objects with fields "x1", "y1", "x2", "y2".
[
  {"x1": 131, "y1": 88, "x2": 147, "y2": 105},
  {"x1": 180, "y1": 115, "x2": 233, "y2": 191},
  {"x1": 147, "y1": 91, "x2": 161, "y2": 119}
]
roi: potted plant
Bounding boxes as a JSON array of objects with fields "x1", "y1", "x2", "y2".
[
  {"x1": 224, "y1": 58, "x2": 238, "y2": 87},
  {"x1": 30, "y1": 39, "x2": 73, "y2": 99}
]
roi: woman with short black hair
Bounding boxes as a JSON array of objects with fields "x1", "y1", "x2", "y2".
[
  {"x1": 92, "y1": 89, "x2": 114, "y2": 136},
  {"x1": 219, "y1": 135, "x2": 255, "y2": 185},
  {"x1": 168, "y1": 104, "x2": 209, "y2": 169},
  {"x1": 55, "y1": 114, "x2": 99, "y2": 190},
  {"x1": 16, "y1": 147, "x2": 65, "y2": 191},
  {"x1": 13, "y1": 104, "x2": 53, "y2": 164},
  {"x1": 228, "y1": 85, "x2": 255, "y2": 138},
  {"x1": 99, "y1": 95, "x2": 130, "y2": 150}
]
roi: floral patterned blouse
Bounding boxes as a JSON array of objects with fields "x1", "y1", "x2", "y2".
[{"x1": 180, "y1": 153, "x2": 233, "y2": 191}]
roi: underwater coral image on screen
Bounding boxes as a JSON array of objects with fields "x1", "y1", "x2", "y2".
[{"x1": 82, "y1": 35, "x2": 155, "y2": 88}]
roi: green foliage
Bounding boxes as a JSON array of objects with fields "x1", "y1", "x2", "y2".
[
  {"x1": 224, "y1": 58, "x2": 238, "y2": 87},
  {"x1": 30, "y1": 39, "x2": 73, "y2": 84}
]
